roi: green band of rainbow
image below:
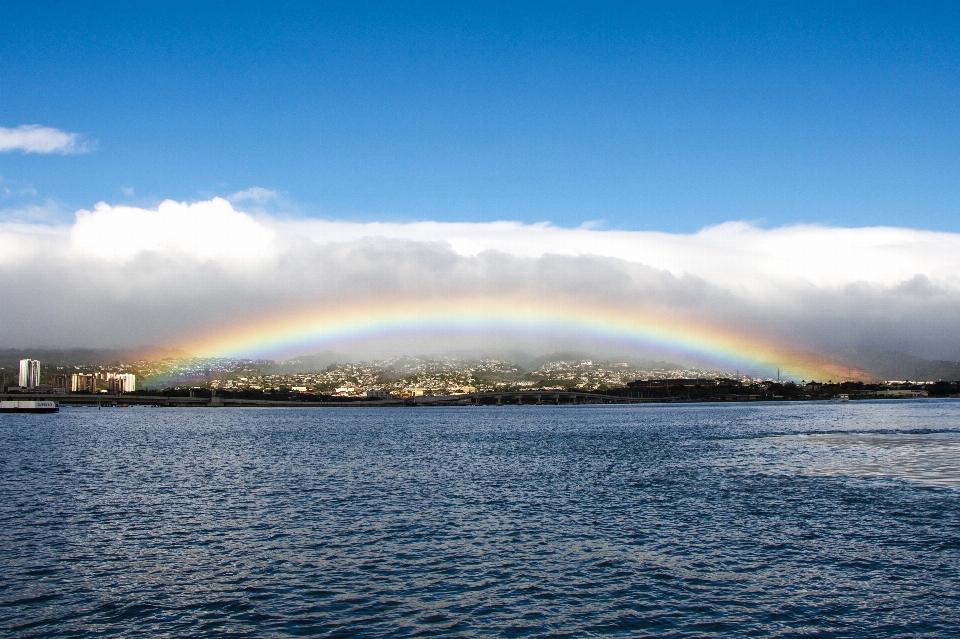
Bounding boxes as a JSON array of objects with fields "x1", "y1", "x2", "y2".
[{"x1": 181, "y1": 296, "x2": 847, "y2": 380}]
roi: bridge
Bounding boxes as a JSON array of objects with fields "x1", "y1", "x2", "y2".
[
  {"x1": 1, "y1": 390, "x2": 655, "y2": 408},
  {"x1": 409, "y1": 390, "x2": 650, "y2": 406}
]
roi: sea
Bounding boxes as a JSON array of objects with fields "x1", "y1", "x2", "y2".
[{"x1": 1, "y1": 400, "x2": 959, "y2": 638}]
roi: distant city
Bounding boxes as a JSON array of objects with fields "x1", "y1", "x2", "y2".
[
  {"x1": 2, "y1": 355, "x2": 724, "y2": 397},
  {"x1": 5, "y1": 358, "x2": 136, "y2": 394},
  {"x1": 2, "y1": 354, "x2": 959, "y2": 402}
]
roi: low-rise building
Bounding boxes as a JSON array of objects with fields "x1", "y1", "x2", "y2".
[
  {"x1": 876, "y1": 389, "x2": 928, "y2": 398},
  {"x1": 450, "y1": 386, "x2": 477, "y2": 394}
]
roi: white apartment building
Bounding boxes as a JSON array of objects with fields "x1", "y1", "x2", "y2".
[
  {"x1": 19, "y1": 359, "x2": 40, "y2": 388},
  {"x1": 71, "y1": 374, "x2": 97, "y2": 393},
  {"x1": 107, "y1": 373, "x2": 136, "y2": 393}
]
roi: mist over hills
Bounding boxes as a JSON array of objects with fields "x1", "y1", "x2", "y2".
[
  {"x1": 4, "y1": 345, "x2": 959, "y2": 383},
  {"x1": 268, "y1": 350, "x2": 688, "y2": 375},
  {"x1": 841, "y1": 350, "x2": 960, "y2": 383},
  {"x1": 296, "y1": 349, "x2": 960, "y2": 382},
  {"x1": 264, "y1": 351, "x2": 353, "y2": 374},
  {"x1": 0, "y1": 347, "x2": 188, "y2": 373},
  {"x1": 432, "y1": 350, "x2": 686, "y2": 373}
]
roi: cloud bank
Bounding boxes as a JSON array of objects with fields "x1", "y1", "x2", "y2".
[
  {"x1": 0, "y1": 125, "x2": 90, "y2": 154},
  {"x1": 2, "y1": 197, "x2": 959, "y2": 370}
]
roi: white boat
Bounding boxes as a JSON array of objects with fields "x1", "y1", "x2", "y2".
[{"x1": 0, "y1": 400, "x2": 59, "y2": 413}]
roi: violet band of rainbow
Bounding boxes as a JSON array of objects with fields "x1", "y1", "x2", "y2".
[{"x1": 180, "y1": 296, "x2": 852, "y2": 381}]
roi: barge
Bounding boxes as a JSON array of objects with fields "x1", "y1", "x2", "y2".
[{"x1": 0, "y1": 400, "x2": 59, "y2": 413}]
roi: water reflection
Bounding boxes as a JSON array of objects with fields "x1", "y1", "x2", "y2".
[{"x1": 771, "y1": 430, "x2": 960, "y2": 488}]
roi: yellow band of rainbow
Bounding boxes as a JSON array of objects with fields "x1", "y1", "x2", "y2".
[{"x1": 180, "y1": 296, "x2": 852, "y2": 381}]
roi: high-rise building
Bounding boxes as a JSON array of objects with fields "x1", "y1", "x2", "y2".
[
  {"x1": 71, "y1": 374, "x2": 97, "y2": 394},
  {"x1": 50, "y1": 374, "x2": 71, "y2": 392},
  {"x1": 19, "y1": 359, "x2": 40, "y2": 388},
  {"x1": 107, "y1": 374, "x2": 136, "y2": 393}
]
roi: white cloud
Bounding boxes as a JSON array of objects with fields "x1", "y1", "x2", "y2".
[
  {"x1": 0, "y1": 125, "x2": 90, "y2": 154},
  {"x1": 281, "y1": 218, "x2": 960, "y2": 293},
  {"x1": 68, "y1": 198, "x2": 276, "y2": 264},
  {"x1": 1, "y1": 197, "x2": 960, "y2": 365},
  {"x1": 229, "y1": 187, "x2": 278, "y2": 203}
]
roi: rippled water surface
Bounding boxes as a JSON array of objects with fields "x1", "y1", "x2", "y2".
[{"x1": 2, "y1": 401, "x2": 959, "y2": 637}]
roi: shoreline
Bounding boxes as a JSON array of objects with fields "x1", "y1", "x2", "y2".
[{"x1": 2, "y1": 391, "x2": 950, "y2": 408}]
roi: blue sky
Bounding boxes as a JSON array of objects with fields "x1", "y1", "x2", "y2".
[{"x1": 3, "y1": 1, "x2": 960, "y2": 231}]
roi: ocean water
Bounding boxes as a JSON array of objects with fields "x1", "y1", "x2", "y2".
[{"x1": 1, "y1": 401, "x2": 959, "y2": 638}]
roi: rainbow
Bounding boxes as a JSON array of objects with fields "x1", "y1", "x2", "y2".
[{"x1": 180, "y1": 295, "x2": 851, "y2": 381}]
